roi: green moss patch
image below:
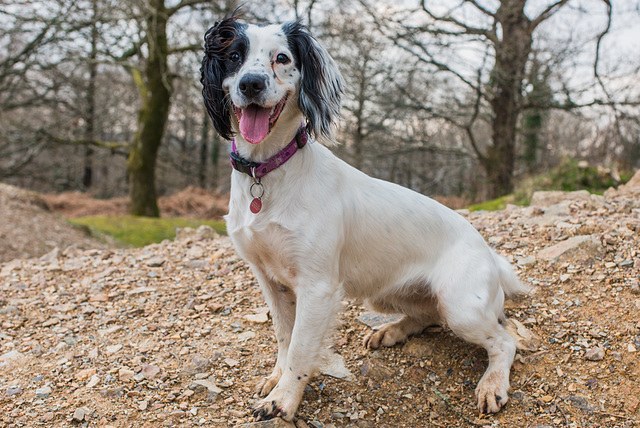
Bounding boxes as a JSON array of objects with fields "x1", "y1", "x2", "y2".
[
  {"x1": 69, "y1": 216, "x2": 226, "y2": 248},
  {"x1": 466, "y1": 195, "x2": 515, "y2": 212}
]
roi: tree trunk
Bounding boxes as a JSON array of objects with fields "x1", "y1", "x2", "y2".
[
  {"x1": 210, "y1": 120, "x2": 221, "y2": 190},
  {"x1": 483, "y1": 0, "x2": 532, "y2": 198},
  {"x1": 352, "y1": 68, "x2": 368, "y2": 171},
  {"x1": 522, "y1": 56, "x2": 552, "y2": 173},
  {"x1": 83, "y1": 0, "x2": 99, "y2": 190},
  {"x1": 83, "y1": 146, "x2": 94, "y2": 189},
  {"x1": 127, "y1": 0, "x2": 171, "y2": 217},
  {"x1": 522, "y1": 108, "x2": 542, "y2": 172},
  {"x1": 199, "y1": 114, "x2": 208, "y2": 189}
]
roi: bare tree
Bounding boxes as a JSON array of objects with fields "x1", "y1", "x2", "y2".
[
  {"x1": 318, "y1": 8, "x2": 474, "y2": 197},
  {"x1": 362, "y1": 0, "x2": 633, "y2": 198},
  {"x1": 322, "y1": 15, "x2": 385, "y2": 171},
  {"x1": 83, "y1": 0, "x2": 100, "y2": 190},
  {"x1": 116, "y1": 0, "x2": 234, "y2": 216},
  {"x1": 0, "y1": 1, "x2": 74, "y2": 179},
  {"x1": 1, "y1": 0, "x2": 135, "y2": 190}
]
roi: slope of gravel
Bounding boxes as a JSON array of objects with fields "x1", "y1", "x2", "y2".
[
  {"x1": 0, "y1": 183, "x2": 107, "y2": 263},
  {"x1": 1, "y1": 174, "x2": 639, "y2": 428}
]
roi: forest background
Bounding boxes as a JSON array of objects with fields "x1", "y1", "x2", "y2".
[{"x1": 1, "y1": 0, "x2": 639, "y2": 217}]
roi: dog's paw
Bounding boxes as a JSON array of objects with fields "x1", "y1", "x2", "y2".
[
  {"x1": 252, "y1": 390, "x2": 297, "y2": 422},
  {"x1": 363, "y1": 329, "x2": 383, "y2": 349},
  {"x1": 475, "y1": 370, "x2": 509, "y2": 414},
  {"x1": 256, "y1": 368, "x2": 282, "y2": 397},
  {"x1": 252, "y1": 399, "x2": 286, "y2": 421},
  {"x1": 363, "y1": 324, "x2": 407, "y2": 349}
]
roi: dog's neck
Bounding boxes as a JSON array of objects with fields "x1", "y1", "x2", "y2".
[
  {"x1": 232, "y1": 119, "x2": 306, "y2": 164},
  {"x1": 230, "y1": 124, "x2": 307, "y2": 215},
  {"x1": 230, "y1": 128, "x2": 308, "y2": 179}
]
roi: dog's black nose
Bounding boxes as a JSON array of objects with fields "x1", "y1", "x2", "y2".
[{"x1": 239, "y1": 74, "x2": 267, "y2": 99}]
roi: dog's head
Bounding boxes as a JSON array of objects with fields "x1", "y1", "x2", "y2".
[{"x1": 201, "y1": 14, "x2": 344, "y2": 145}]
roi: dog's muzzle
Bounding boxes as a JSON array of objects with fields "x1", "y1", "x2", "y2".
[{"x1": 239, "y1": 73, "x2": 268, "y2": 101}]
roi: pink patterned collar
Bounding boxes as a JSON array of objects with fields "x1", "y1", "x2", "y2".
[{"x1": 230, "y1": 128, "x2": 308, "y2": 179}]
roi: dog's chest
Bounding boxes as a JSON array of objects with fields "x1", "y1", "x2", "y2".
[{"x1": 228, "y1": 220, "x2": 300, "y2": 288}]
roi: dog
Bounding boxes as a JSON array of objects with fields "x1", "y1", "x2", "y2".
[{"x1": 201, "y1": 13, "x2": 530, "y2": 421}]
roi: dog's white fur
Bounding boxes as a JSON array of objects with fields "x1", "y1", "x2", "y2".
[{"x1": 204, "y1": 20, "x2": 528, "y2": 421}]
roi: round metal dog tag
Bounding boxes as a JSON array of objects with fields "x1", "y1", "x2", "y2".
[
  {"x1": 250, "y1": 197, "x2": 262, "y2": 214},
  {"x1": 249, "y1": 180, "x2": 264, "y2": 214}
]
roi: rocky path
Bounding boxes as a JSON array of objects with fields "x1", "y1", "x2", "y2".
[{"x1": 1, "y1": 175, "x2": 640, "y2": 427}]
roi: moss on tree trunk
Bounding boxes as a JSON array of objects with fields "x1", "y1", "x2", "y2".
[{"x1": 127, "y1": 0, "x2": 171, "y2": 217}]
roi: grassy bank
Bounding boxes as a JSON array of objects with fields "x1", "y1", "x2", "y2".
[
  {"x1": 467, "y1": 160, "x2": 631, "y2": 212},
  {"x1": 70, "y1": 216, "x2": 226, "y2": 248}
]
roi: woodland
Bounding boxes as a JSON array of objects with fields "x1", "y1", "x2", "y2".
[{"x1": 1, "y1": 0, "x2": 639, "y2": 214}]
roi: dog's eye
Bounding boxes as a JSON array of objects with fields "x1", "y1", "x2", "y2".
[
  {"x1": 276, "y1": 53, "x2": 290, "y2": 65},
  {"x1": 230, "y1": 52, "x2": 240, "y2": 62}
]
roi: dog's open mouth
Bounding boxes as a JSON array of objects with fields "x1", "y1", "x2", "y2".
[{"x1": 234, "y1": 97, "x2": 287, "y2": 144}]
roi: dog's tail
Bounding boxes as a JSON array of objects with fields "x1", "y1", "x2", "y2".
[
  {"x1": 492, "y1": 250, "x2": 530, "y2": 298},
  {"x1": 492, "y1": 250, "x2": 540, "y2": 351}
]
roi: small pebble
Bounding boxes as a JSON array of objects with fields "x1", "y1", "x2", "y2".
[
  {"x1": 35, "y1": 386, "x2": 52, "y2": 398},
  {"x1": 73, "y1": 407, "x2": 90, "y2": 422},
  {"x1": 141, "y1": 364, "x2": 160, "y2": 379},
  {"x1": 119, "y1": 368, "x2": 135, "y2": 381},
  {"x1": 585, "y1": 347, "x2": 605, "y2": 361},
  {"x1": 86, "y1": 374, "x2": 101, "y2": 388},
  {"x1": 6, "y1": 386, "x2": 22, "y2": 396}
]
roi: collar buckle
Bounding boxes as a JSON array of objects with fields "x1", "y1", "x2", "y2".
[
  {"x1": 295, "y1": 130, "x2": 308, "y2": 149},
  {"x1": 230, "y1": 151, "x2": 259, "y2": 176}
]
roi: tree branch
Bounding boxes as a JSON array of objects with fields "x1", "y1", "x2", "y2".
[
  {"x1": 0, "y1": 143, "x2": 46, "y2": 179},
  {"x1": 373, "y1": 143, "x2": 468, "y2": 158},
  {"x1": 530, "y1": 0, "x2": 570, "y2": 31},
  {"x1": 593, "y1": 0, "x2": 613, "y2": 104},
  {"x1": 44, "y1": 131, "x2": 130, "y2": 151},
  {"x1": 464, "y1": 0, "x2": 496, "y2": 18},
  {"x1": 392, "y1": 34, "x2": 479, "y2": 91},
  {"x1": 166, "y1": 0, "x2": 221, "y2": 17},
  {"x1": 464, "y1": 50, "x2": 490, "y2": 163},
  {"x1": 168, "y1": 43, "x2": 203, "y2": 55},
  {"x1": 421, "y1": 0, "x2": 497, "y2": 42}
]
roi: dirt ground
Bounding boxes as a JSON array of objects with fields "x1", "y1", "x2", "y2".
[
  {"x1": 1, "y1": 175, "x2": 639, "y2": 428},
  {"x1": 0, "y1": 183, "x2": 108, "y2": 263}
]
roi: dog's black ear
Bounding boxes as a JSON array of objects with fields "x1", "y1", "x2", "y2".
[
  {"x1": 201, "y1": 14, "x2": 243, "y2": 140},
  {"x1": 283, "y1": 21, "x2": 344, "y2": 144}
]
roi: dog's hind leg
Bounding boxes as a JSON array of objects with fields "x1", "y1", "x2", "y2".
[
  {"x1": 452, "y1": 316, "x2": 516, "y2": 413},
  {"x1": 438, "y1": 265, "x2": 517, "y2": 413},
  {"x1": 363, "y1": 316, "x2": 428, "y2": 349},
  {"x1": 363, "y1": 293, "x2": 440, "y2": 349},
  {"x1": 251, "y1": 267, "x2": 297, "y2": 397}
]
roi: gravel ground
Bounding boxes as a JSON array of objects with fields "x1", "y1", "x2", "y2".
[{"x1": 1, "y1": 175, "x2": 640, "y2": 427}]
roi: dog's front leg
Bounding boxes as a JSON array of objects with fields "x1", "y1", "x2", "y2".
[
  {"x1": 253, "y1": 279, "x2": 340, "y2": 421},
  {"x1": 252, "y1": 268, "x2": 297, "y2": 397}
]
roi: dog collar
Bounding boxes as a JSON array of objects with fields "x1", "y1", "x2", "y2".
[
  {"x1": 230, "y1": 128, "x2": 308, "y2": 179},
  {"x1": 230, "y1": 128, "x2": 308, "y2": 214}
]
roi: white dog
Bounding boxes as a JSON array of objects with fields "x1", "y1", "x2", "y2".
[{"x1": 201, "y1": 14, "x2": 529, "y2": 421}]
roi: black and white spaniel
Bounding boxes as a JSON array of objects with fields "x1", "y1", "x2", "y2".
[{"x1": 201, "y1": 13, "x2": 534, "y2": 422}]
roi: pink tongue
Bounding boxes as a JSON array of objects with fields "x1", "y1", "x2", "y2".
[{"x1": 239, "y1": 104, "x2": 271, "y2": 144}]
